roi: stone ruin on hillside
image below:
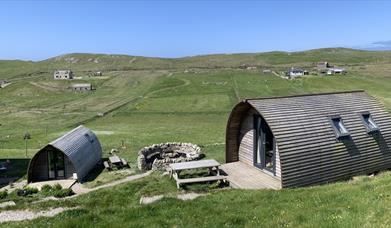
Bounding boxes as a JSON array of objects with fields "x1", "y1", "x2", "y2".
[{"x1": 137, "y1": 142, "x2": 203, "y2": 171}]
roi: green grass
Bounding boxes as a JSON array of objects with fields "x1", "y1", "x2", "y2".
[
  {"x1": 1, "y1": 48, "x2": 391, "y2": 226},
  {"x1": 3, "y1": 172, "x2": 391, "y2": 227}
]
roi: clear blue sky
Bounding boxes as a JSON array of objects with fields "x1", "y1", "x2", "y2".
[{"x1": 1, "y1": 0, "x2": 390, "y2": 60}]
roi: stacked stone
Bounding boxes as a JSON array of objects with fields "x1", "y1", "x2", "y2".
[{"x1": 137, "y1": 142, "x2": 202, "y2": 171}]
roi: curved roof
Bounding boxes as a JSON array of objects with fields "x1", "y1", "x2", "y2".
[
  {"x1": 227, "y1": 91, "x2": 391, "y2": 187},
  {"x1": 28, "y1": 125, "x2": 102, "y2": 182}
]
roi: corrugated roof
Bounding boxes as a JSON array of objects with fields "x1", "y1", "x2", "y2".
[
  {"x1": 28, "y1": 125, "x2": 102, "y2": 182},
  {"x1": 50, "y1": 125, "x2": 102, "y2": 181}
]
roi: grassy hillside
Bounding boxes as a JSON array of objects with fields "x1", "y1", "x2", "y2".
[
  {"x1": 3, "y1": 48, "x2": 391, "y2": 80},
  {"x1": 1, "y1": 48, "x2": 391, "y2": 227}
]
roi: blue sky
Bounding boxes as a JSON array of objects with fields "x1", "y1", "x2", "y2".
[{"x1": 1, "y1": 0, "x2": 390, "y2": 60}]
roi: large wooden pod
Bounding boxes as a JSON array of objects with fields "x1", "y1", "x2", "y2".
[
  {"x1": 27, "y1": 125, "x2": 102, "y2": 183},
  {"x1": 226, "y1": 91, "x2": 391, "y2": 188}
]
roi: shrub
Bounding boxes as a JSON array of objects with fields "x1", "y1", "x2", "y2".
[
  {"x1": 53, "y1": 188, "x2": 74, "y2": 198},
  {"x1": 39, "y1": 184, "x2": 73, "y2": 198},
  {"x1": 17, "y1": 187, "x2": 39, "y2": 197},
  {"x1": 0, "y1": 191, "x2": 7, "y2": 199},
  {"x1": 41, "y1": 184, "x2": 53, "y2": 192},
  {"x1": 53, "y1": 183, "x2": 62, "y2": 191}
]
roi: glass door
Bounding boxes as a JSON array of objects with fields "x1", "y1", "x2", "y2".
[
  {"x1": 48, "y1": 150, "x2": 65, "y2": 179},
  {"x1": 254, "y1": 115, "x2": 275, "y2": 174}
]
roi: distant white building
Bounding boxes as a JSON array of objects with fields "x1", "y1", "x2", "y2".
[
  {"x1": 0, "y1": 80, "x2": 8, "y2": 88},
  {"x1": 286, "y1": 68, "x2": 308, "y2": 78},
  {"x1": 94, "y1": 71, "x2": 103, "y2": 76},
  {"x1": 327, "y1": 67, "x2": 347, "y2": 75},
  {"x1": 54, "y1": 70, "x2": 74, "y2": 80},
  {"x1": 70, "y1": 83, "x2": 92, "y2": 92}
]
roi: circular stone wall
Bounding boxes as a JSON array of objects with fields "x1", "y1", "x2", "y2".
[{"x1": 137, "y1": 142, "x2": 203, "y2": 171}]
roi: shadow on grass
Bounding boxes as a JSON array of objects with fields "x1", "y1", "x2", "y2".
[
  {"x1": 82, "y1": 162, "x2": 105, "y2": 183},
  {"x1": 0, "y1": 158, "x2": 30, "y2": 188}
]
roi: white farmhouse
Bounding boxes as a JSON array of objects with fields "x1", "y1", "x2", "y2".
[{"x1": 54, "y1": 70, "x2": 74, "y2": 80}]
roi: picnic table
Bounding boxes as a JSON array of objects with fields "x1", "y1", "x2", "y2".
[
  {"x1": 104, "y1": 155, "x2": 129, "y2": 171},
  {"x1": 109, "y1": 155, "x2": 122, "y2": 165},
  {"x1": 169, "y1": 159, "x2": 226, "y2": 188}
]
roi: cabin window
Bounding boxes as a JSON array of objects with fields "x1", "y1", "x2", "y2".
[
  {"x1": 361, "y1": 112, "x2": 379, "y2": 132},
  {"x1": 330, "y1": 116, "x2": 350, "y2": 138}
]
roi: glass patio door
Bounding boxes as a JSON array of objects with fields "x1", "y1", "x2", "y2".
[
  {"x1": 48, "y1": 150, "x2": 65, "y2": 179},
  {"x1": 254, "y1": 115, "x2": 275, "y2": 174}
]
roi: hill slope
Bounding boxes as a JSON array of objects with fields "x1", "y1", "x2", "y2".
[
  {"x1": 1, "y1": 48, "x2": 391, "y2": 227},
  {"x1": 2, "y1": 48, "x2": 391, "y2": 80}
]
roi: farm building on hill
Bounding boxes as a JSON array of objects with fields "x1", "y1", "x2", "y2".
[
  {"x1": 70, "y1": 83, "x2": 93, "y2": 92},
  {"x1": 0, "y1": 80, "x2": 7, "y2": 88},
  {"x1": 53, "y1": 70, "x2": 74, "y2": 80},
  {"x1": 327, "y1": 67, "x2": 347, "y2": 75},
  {"x1": 286, "y1": 68, "x2": 308, "y2": 78},
  {"x1": 317, "y1": 62, "x2": 330, "y2": 70},
  {"x1": 27, "y1": 125, "x2": 102, "y2": 183},
  {"x1": 223, "y1": 91, "x2": 391, "y2": 189}
]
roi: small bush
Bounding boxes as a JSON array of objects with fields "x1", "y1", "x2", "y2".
[
  {"x1": 0, "y1": 191, "x2": 7, "y2": 199},
  {"x1": 53, "y1": 188, "x2": 74, "y2": 198},
  {"x1": 41, "y1": 184, "x2": 53, "y2": 192},
  {"x1": 39, "y1": 184, "x2": 73, "y2": 198},
  {"x1": 53, "y1": 183, "x2": 62, "y2": 191},
  {"x1": 17, "y1": 187, "x2": 39, "y2": 197}
]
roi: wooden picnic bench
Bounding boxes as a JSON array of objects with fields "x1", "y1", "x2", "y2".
[
  {"x1": 104, "y1": 155, "x2": 130, "y2": 171},
  {"x1": 169, "y1": 159, "x2": 226, "y2": 188}
]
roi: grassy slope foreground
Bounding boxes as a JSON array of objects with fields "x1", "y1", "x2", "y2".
[
  {"x1": 1, "y1": 48, "x2": 391, "y2": 227},
  {"x1": 5, "y1": 173, "x2": 391, "y2": 227}
]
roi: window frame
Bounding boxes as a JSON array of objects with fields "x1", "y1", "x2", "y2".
[
  {"x1": 359, "y1": 111, "x2": 379, "y2": 133},
  {"x1": 329, "y1": 115, "x2": 350, "y2": 139}
]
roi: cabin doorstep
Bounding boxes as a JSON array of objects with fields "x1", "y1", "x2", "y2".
[
  {"x1": 27, "y1": 125, "x2": 102, "y2": 183},
  {"x1": 225, "y1": 91, "x2": 391, "y2": 188}
]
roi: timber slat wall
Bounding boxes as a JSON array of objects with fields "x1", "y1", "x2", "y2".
[
  {"x1": 227, "y1": 91, "x2": 391, "y2": 188},
  {"x1": 238, "y1": 109, "x2": 256, "y2": 166}
]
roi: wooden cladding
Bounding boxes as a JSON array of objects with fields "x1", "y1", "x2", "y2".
[{"x1": 226, "y1": 91, "x2": 391, "y2": 188}]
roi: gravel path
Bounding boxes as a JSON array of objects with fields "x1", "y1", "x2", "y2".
[
  {"x1": 0, "y1": 207, "x2": 78, "y2": 223},
  {"x1": 32, "y1": 171, "x2": 153, "y2": 204},
  {"x1": 2, "y1": 171, "x2": 152, "y2": 223},
  {"x1": 72, "y1": 171, "x2": 152, "y2": 195},
  {"x1": 140, "y1": 192, "x2": 206, "y2": 205}
]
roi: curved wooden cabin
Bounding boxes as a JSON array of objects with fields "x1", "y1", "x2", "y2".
[
  {"x1": 27, "y1": 125, "x2": 102, "y2": 183},
  {"x1": 226, "y1": 91, "x2": 391, "y2": 188}
]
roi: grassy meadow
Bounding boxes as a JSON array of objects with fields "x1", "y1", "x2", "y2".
[{"x1": 1, "y1": 48, "x2": 391, "y2": 227}]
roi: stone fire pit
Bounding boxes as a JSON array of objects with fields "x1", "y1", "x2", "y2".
[{"x1": 137, "y1": 142, "x2": 203, "y2": 171}]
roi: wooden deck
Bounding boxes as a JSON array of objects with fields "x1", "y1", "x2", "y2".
[{"x1": 220, "y1": 162, "x2": 281, "y2": 190}]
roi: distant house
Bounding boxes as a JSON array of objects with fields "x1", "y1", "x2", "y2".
[
  {"x1": 27, "y1": 125, "x2": 102, "y2": 183},
  {"x1": 71, "y1": 83, "x2": 93, "y2": 92},
  {"x1": 317, "y1": 62, "x2": 330, "y2": 70},
  {"x1": 327, "y1": 67, "x2": 347, "y2": 75},
  {"x1": 54, "y1": 70, "x2": 74, "y2": 80},
  {"x1": 88, "y1": 71, "x2": 103, "y2": 77},
  {"x1": 286, "y1": 68, "x2": 308, "y2": 78},
  {"x1": 0, "y1": 80, "x2": 7, "y2": 88},
  {"x1": 94, "y1": 71, "x2": 103, "y2": 76}
]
